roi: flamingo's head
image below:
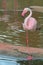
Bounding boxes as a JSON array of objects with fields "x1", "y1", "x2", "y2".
[{"x1": 21, "y1": 8, "x2": 29, "y2": 17}]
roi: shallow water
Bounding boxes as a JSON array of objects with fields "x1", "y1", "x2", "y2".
[
  {"x1": 0, "y1": 0, "x2": 43, "y2": 64},
  {"x1": 0, "y1": 11, "x2": 43, "y2": 48},
  {"x1": 0, "y1": 55, "x2": 43, "y2": 65}
]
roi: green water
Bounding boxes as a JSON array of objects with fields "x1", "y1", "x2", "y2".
[
  {"x1": 0, "y1": 0, "x2": 43, "y2": 47},
  {"x1": 0, "y1": 11, "x2": 43, "y2": 47}
]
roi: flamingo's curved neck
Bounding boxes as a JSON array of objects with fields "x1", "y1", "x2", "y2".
[
  {"x1": 24, "y1": 8, "x2": 32, "y2": 24},
  {"x1": 24, "y1": 8, "x2": 32, "y2": 26},
  {"x1": 26, "y1": 8, "x2": 32, "y2": 19}
]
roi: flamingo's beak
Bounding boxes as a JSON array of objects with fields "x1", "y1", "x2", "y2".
[
  {"x1": 21, "y1": 12, "x2": 25, "y2": 17},
  {"x1": 21, "y1": 10, "x2": 28, "y2": 17}
]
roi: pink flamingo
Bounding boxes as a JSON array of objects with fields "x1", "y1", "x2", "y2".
[{"x1": 21, "y1": 8, "x2": 37, "y2": 46}]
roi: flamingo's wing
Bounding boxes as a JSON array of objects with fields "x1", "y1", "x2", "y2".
[{"x1": 27, "y1": 17, "x2": 37, "y2": 30}]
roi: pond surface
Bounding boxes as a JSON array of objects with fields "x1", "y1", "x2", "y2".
[
  {"x1": 0, "y1": 0, "x2": 43, "y2": 47},
  {"x1": 0, "y1": 55, "x2": 43, "y2": 65},
  {"x1": 0, "y1": 10, "x2": 43, "y2": 48}
]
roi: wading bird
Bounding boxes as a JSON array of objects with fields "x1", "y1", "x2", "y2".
[{"x1": 21, "y1": 8, "x2": 37, "y2": 46}]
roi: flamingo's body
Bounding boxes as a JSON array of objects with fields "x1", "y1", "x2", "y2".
[{"x1": 21, "y1": 8, "x2": 37, "y2": 31}]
